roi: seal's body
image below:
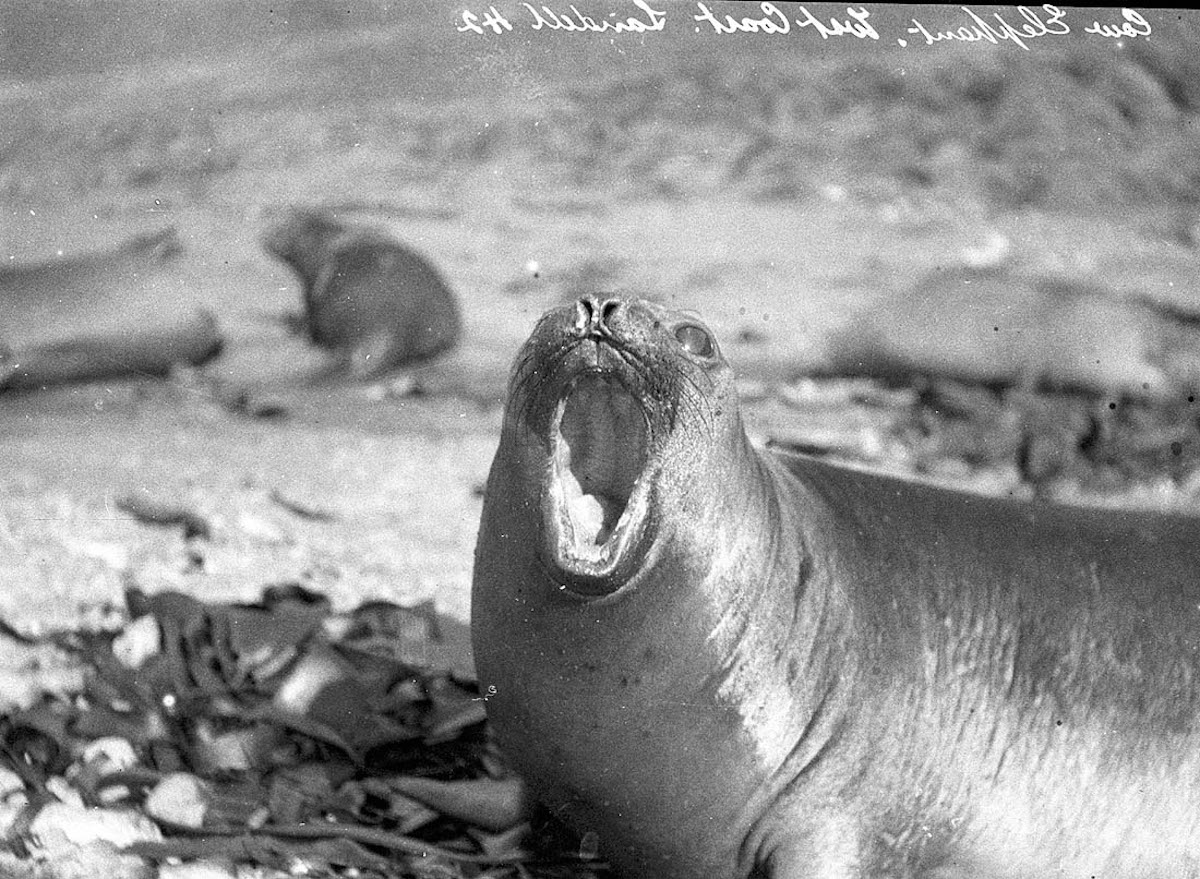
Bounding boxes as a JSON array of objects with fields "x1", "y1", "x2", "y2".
[
  {"x1": 1, "y1": 309, "x2": 222, "y2": 391},
  {"x1": 471, "y1": 296, "x2": 1200, "y2": 879},
  {"x1": 0, "y1": 227, "x2": 182, "y2": 338},
  {"x1": 824, "y1": 267, "x2": 1200, "y2": 400},
  {"x1": 0, "y1": 228, "x2": 221, "y2": 390},
  {"x1": 261, "y1": 208, "x2": 461, "y2": 378}
]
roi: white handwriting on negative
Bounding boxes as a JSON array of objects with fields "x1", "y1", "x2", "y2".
[
  {"x1": 1084, "y1": 8, "x2": 1152, "y2": 39},
  {"x1": 524, "y1": 0, "x2": 667, "y2": 33},
  {"x1": 906, "y1": 5, "x2": 1069, "y2": 51},
  {"x1": 693, "y1": 3, "x2": 879, "y2": 40}
]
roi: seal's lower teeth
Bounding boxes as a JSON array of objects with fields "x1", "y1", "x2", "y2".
[{"x1": 557, "y1": 373, "x2": 647, "y2": 551}]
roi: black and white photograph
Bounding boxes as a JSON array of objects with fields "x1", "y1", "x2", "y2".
[{"x1": 2, "y1": 3, "x2": 1200, "y2": 877}]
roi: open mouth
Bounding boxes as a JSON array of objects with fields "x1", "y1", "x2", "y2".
[{"x1": 545, "y1": 370, "x2": 652, "y2": 589}]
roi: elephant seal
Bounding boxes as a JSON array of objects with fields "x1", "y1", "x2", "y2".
[
  {"x1": 471, "y1": 295, "x2": 1200, "y2": 878},
  {"x1": 261, "y1": 208, "x2": 461, "y2": 379},
  {"x1": 1, "y1": 308, "x2": 222, "y2": 392},
  {"x1": 823, "y1": 267, "x2": 1200, "y2": 401},
  {"x1": 0, "y1": 227, "x2": 182, "y2": 337},
  {"x1": 0, "y1": 228, "x2": 223, "y2": 390}
]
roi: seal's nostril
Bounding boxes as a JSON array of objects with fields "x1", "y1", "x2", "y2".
[
  {"x1": 600, "y1": 299, "x2": 621, "y2": 328},
  {"x1": 575, "y1": 295, "x2": 618, "y2": 338},
  {"x1": 575, "y1": 296, "x2": 600, "y2": 336}
]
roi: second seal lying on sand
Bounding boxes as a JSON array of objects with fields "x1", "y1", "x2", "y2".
[
  {"x1": 472, "y1": 295, "x2": 1200, "y2": 879},
  {"x1": 0, "y1": 228, "x2": 223, "y2": 391},
  {"x1": 262, "y1": 208, "x2": 461, "y2": 379}
]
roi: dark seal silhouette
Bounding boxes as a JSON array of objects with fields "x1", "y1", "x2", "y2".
[
  {"x1": 473, "y1": 294, "x2": 1200, "y2": 879},
  {"x1": 261, "y1": 208, "x2": 461, "y2": 379}
]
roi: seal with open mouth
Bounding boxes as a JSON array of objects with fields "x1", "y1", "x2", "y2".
[{"x1": 471, "y1": 295, "x2": 1200, "y2": 879}]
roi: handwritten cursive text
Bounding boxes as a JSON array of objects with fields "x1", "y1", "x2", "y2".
[
  {"x1": 524, "y1": 0, "x2": 666, "y2": 33},
  {"x1": 692, "y1": 1, "x2": 790, "y2": 34},
  {"x1": 1084, "y1": 8, "x2": 1151, "y2": 39},
  {"x1": 905, "y1": 5, "x2": 1069, "y2": 50},
  {"x1": 694, "y1": 3, "x2": 878, "y2": 39}
]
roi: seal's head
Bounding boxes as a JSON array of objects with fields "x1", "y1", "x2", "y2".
[
  {"x1": 498, "y1": 294, "x2": 740, "y2": 597},
  {"x1": 260, "y1": 207, "x2": 347, "y2": 282}
]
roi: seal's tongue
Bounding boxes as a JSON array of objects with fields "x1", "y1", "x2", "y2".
[{"x1": 554, "y1": 372, "x2": 648, "y2": 561}]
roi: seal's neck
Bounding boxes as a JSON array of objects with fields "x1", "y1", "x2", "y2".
[{"x1": 685, "y1": 433, "x2": 860, "y2": 777}]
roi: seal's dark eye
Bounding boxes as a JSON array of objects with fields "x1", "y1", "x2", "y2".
[{"x1": 674, "y1": 324, "x2": 714, "y2": 359}]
